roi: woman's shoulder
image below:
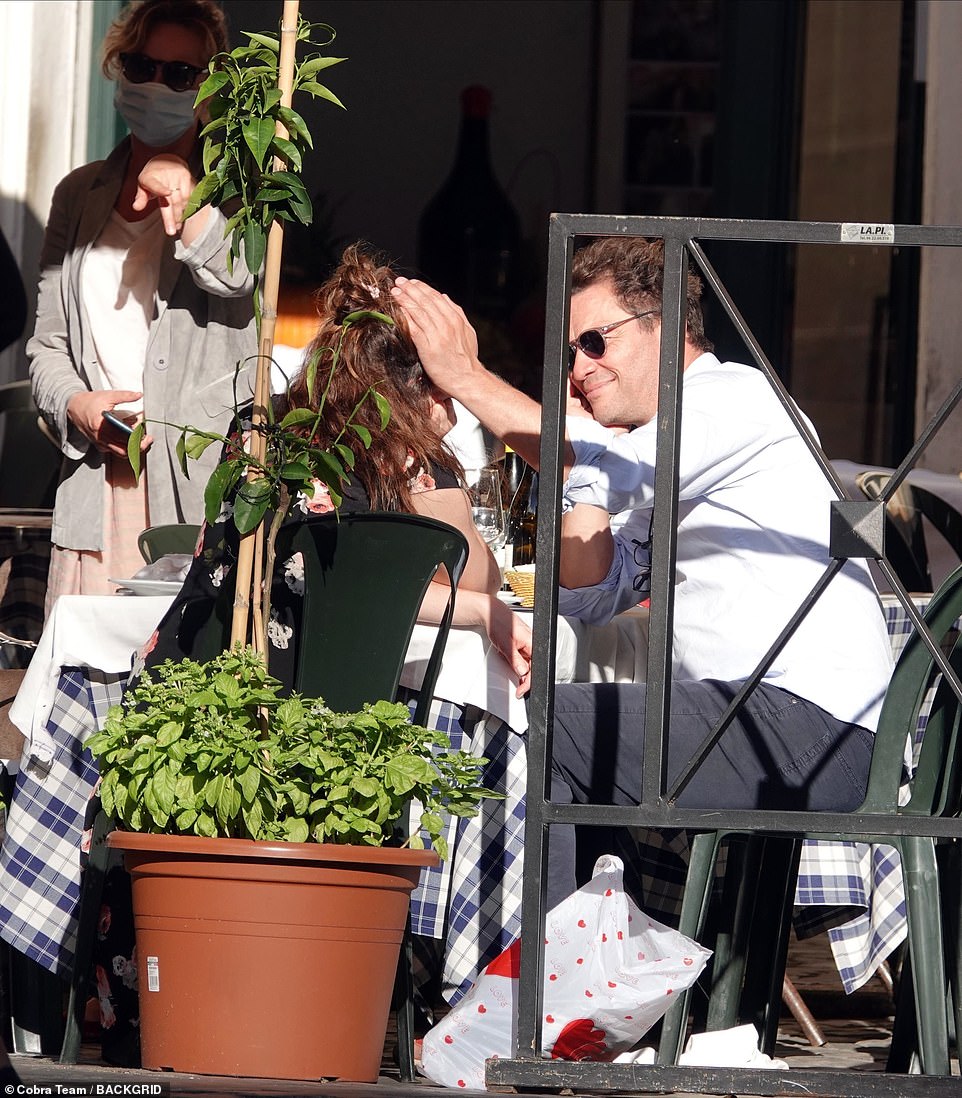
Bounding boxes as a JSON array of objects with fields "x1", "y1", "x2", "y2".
[{"x1": 53, "y1": 141, "x2": 130, "y2": 201}]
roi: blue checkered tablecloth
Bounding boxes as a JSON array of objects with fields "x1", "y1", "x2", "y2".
[{"x1": 0, "y1": 667, "x2": 125, "y2": 976}]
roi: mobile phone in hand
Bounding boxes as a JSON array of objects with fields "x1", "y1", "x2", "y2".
[{"x1": 102, "y1": 410, "x2": 135, "y2": 436}]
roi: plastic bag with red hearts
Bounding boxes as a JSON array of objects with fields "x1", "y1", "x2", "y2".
[{"x1": 420, "y1": 854, "x2": 711, "y2": 1089}]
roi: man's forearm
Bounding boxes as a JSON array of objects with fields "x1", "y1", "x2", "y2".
[{"x1": 559, "y1": 502, "x2": 615, "y2": 589}]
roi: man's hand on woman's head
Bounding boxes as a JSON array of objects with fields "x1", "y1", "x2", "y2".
[{"x1": 390, "y1": 277, "x2": 481, "y2": 396}]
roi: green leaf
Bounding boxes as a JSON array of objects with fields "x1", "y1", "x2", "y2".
[
  {"x1": 351, "y1": 423, "x2": 372, "y2": 447},
  {"x1": 242, "y1": 117, "x2": 276, "y2": 167},
  {"x1": 334, "y1": 443, "x2": 356, "y2": 470},
  {"x1": 298, "y1": 56, "x2": 347, "y2": 77},
  {"x1": 204, "y1": 460, "x2": 239, "y2": 524},
  {"x1": 298, "y1": 81, "x2": 346, "y2": 109},
  {"x1": 372, "y1": 391, "x2": 391, "y2": 429},
  {"x1": 270, "y1": 136, "x2": 301, "y2": 172},
  {"x1": 242, "y1": 31, "x2": 280, "y2": 51},
  {"x1": 195, "y1": 68, "x2": 230, "y2": 104},
  {"x1": 127, "y1": 424, "x2": 145, "y2": 479},
  {"x1": 280, "y1": 406, "x2": 320, "y2": 428},
  {"x1": 232, "y1": 475, "x2": 273, "y2": 533},
  {"x1": 156, "y1": 721, "x2": 184, "y2": 748},
  {"x1": 276, "y1": 106, "x2": 313, "y2": 148},
  {"x1": 242, "y1": 220, "x2": 266, "y2": 275},
  {"x1": 351, "y1": 776, "x2": 380, "y2": 798},
  {"x1": 280, "y1": 460, "x2": 312, "y2": 482},
  {"x1": 343, "y1": 309, "x2": 394, "y2": 326}
]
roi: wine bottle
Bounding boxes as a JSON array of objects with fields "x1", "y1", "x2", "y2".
[
  {"x1": 504, "y1": 449, "x2": 537, "y2": 567},
  {"x1": 417, "y1": 85, "x2": 522, "y2": 322}
]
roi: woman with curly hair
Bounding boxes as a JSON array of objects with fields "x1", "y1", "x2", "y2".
[{"x1": 147, "y1": 242, "x2": 532, "y2": 695}]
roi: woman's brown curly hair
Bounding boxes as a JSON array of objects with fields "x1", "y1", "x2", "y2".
[{"x1": 287, "y1": 243, "x2": 464, "y2": 512}]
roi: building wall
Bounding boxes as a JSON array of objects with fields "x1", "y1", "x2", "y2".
[
  {"x1": 917, "y1": 0, "x2": 962, "y2": 473},
  {"x1": 0, "y1": 0, "x2": 93, "y2": 384}
]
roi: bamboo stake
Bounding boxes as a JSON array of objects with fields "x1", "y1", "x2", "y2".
[{"x1": 230, "y1": 0, "x2": 301, "y2": 653}]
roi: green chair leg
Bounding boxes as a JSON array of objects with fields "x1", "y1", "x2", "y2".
[
  {"x1": 902, "y1": 835, "x2": 951, "y2": 1075},
  {"x1": 657, "y1": 831, "x2": 724, "y2": 1065}
]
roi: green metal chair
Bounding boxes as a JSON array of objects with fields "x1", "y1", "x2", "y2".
[
  {"x1": 657, "y1": 563, "x2": 962, "y2": 1075},
  {"x1": 136, "y1": 523, "x2": 201, "y2": 564},
  {"x1": 857, "y1": 470, "x2": 962, "y2": 592},
  {"x1": 62, "y1": 512, "x2": 469, "y2": 1076}
]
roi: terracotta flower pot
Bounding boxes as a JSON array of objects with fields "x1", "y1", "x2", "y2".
[{"x1": 108, "y1": 832, "x2": 438, "y2": 1081}]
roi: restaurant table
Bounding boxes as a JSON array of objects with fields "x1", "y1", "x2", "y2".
[{"x1": 0, "y1": 590, "x2": 942, "y2": 1007}]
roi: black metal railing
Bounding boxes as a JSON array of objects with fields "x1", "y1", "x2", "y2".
[{"x1": 491, "y1": 215, "x2": 962, "y2": 1096}]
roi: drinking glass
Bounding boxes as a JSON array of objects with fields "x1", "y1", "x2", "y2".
[{"x1": 470, "y1": 466, "x2": 507, "y2": 552}]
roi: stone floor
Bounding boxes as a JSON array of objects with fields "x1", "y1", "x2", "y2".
[{"x1": 6, "y1": 932, "x2": 955, "y2": 1097}]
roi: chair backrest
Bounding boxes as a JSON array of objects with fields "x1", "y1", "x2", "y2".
[
  {"x1": 185, "y1": 512, "x2": 468, "y2": 722},
  {"x1": 282, "y1": 513, "x2": 468, "y2": 721},
  {"x1": 862, "y1": 563, "x2": 962, "y2": 815},
  {"x1": 855, "y1": 470, "x2": 962, "y2": 593},
  {"x1": 0, "y1": 380, "x2": 60, "y2": 511},
  {"x1": 137, "y1": 523, "x2": 201, "y2": 563}
]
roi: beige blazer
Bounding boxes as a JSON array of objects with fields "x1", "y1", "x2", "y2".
[{"x1": 27, "y1": 139, "x2": 257, "y2": 551}]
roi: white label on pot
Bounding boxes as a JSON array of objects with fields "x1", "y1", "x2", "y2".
[{"x1": 147, "y1": 955, "x2": 160, "y2": 992}]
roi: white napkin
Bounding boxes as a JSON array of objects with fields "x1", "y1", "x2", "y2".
[
  {"x1": 613, "y1": 1024, "x2": 789, "y2": 1070},
  {"x1": 132, "y1": 554, "x2": 193, "y2": 582}
]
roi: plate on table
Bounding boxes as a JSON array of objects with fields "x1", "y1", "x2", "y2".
[
  {"x1": 109, "y1": 577, "x2": 183, "y2": 597},
  {"x1": 496, "y1": 590, "x2": 523, "y2": 606}
]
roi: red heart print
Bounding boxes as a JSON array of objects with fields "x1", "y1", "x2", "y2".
[
  {"x1": 617, "y1": 931, "x2": 624, "y2": 940},
  {"x1": 684, "y1": 957, "x2": 693, "y2": 966},
  {"x1": 601, "y1": 933, "x2": 607, "y2": 942},
  {"x1": 457, "y1": 1080, "x2": 466, "y2": 1088},
  {"x1": 577, "y1": 919, "x2": 586, "y2": 928},
  {"x1": 546, "y1": 1014, "x2": 555, "y2": 1024},
  {"x1": 637, "y1": 952, "x2": 646, "y2": 960},
  {"x1": 444, "y1": 1035, "x2": 454, "y2": 1045},
  {"x1": 605, "y1": 889, "x2": 613, "y2": 896},
  {"x1": 585, "y1": 989, "x2": 593, "y2": 997},
  {"x1": 478, "y1": 1004, "x2": 487, "y2": 1014},
  {"x1": 549, "y1": 973, "x2": 558, "y2": 981},
  {"x1": 666, "y1": 988, "x2": 673, "y2": 995},
  {"x1": 607, "y1": 981, "x2": 617, "y2": 988},
  {"x1": 551, "y1": 1017, "x2": 609, "y2": 1061}
]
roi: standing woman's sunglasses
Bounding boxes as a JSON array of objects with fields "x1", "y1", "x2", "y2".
[
  {"x1": 567, "y1": 309, "x2": 659, "y2": 371},
  {"x1": 120, "y1": 52, "x2": 206, "y2": 93}
]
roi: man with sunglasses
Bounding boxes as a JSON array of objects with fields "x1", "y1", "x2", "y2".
[{"x1": 392, "y1": 235, "x2": 892, "y2": 908}]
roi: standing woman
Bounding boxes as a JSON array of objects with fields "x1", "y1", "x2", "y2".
[{"x1": 28, "y1": 0, "x2": 256, "y2": 614}]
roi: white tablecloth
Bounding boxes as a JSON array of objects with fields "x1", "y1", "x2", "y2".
[
  {"x1": 8, "y1": 594, "x2": 176, "y2": 766},
  {"x1": 400, "y1": 604, "x2": 650, "y2": 733}
]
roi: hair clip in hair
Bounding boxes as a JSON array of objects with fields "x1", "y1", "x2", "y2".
[{"x1": 362, "y1": 281, "x2": 381, "y2": 299}]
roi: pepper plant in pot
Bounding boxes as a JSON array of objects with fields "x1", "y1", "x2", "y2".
[{"x1": 86, "y1": 4, "x2": 496, "y2": 1082}]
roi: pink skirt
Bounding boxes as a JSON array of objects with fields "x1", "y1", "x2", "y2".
[{"x1": 45, "y1": 453, "x2": 149, "y2": 617}]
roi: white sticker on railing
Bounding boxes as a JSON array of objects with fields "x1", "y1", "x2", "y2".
[
  {"x1": 147, "y1": 955, "x2": 160, "y2": 992},
  {"x1": 840, "y1": 223, "x2": 895, "y2": 244}
]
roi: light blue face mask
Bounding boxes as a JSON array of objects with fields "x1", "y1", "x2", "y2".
[{"x1": 114, "y1": 76, "x2": 197, "y2": 147}]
